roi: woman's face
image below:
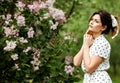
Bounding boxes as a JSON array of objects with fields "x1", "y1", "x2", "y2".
[{"x1": 88, "y1": 14, "x2": 104, "y2": 34}]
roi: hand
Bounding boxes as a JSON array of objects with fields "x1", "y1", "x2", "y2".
[
  {"x1": 83, "y1": 34, "x2": 94, "y2": 47},
  {"x1": 86, "y1": 29, "x2": 93, "y2": 35}
]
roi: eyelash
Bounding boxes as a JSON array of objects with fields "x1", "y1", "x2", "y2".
[{"x1": 90, "y1": 19, "x2": 99, "y2": 23}]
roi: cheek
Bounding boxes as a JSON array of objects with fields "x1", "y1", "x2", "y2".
[
  {"x1": 92, "y1": 25, "x2": 102, "y2": 31},
  {"x1": 94, "y1": 23, "x2": 102, "y2": 29},
  {"x1": 96, "y1": 27, "x2": 103, "y2": 33}
]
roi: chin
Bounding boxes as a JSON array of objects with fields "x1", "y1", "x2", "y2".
[{"x1": 88, "y1": 28, "x2": 93, "y2": 31}]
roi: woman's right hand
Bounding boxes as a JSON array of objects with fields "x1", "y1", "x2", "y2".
[
  {"x1": 83, "y1": 31, "x2": 94, "y2": 47},
  {"x1": 86, "y1": 29, "x2": 93, "y2": 35}
]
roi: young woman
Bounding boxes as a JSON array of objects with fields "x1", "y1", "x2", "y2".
[{"x1": 73, "y1": 10, "x2": 119, "y2": 83}]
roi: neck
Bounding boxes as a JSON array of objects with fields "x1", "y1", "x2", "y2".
[{"x1": 92, "y1": 32, "x2": 102, "y2": 39}]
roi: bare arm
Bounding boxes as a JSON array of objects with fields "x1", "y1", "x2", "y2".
[
  {"x1": 73, "y1": 30, "x2": 92, "y2": 66},
  {"x1": 74, "y1": 32, "x2": 104, "y2": 73},
  {"x1": 83, "y1": 45, "x2": 104, "y2": 73},
  {"x1": 73, "y1": 45, "x2": 84, "y2": 66}
]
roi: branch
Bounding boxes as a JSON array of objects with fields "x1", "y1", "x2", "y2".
[{"x1": 66, "y1": 0, "x2": 77, "y2": 19}]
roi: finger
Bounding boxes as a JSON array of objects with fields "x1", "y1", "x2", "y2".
[
  {"x1": 85, "y1": 29, "x2": 89, "y2": 34},
  {"x1": 89, "y1": 35, "x2": 92, "y2": 39},
  {"x1": 87, "y1": 30, "x2": 93, "y2": 35},
  {"x1": 86, "y1": 34, "x2": 91, "y2": 38}
]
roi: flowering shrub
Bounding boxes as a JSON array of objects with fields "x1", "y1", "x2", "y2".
[{"x1": 0, "y1": 0, "x2": 80, "y2": 82}]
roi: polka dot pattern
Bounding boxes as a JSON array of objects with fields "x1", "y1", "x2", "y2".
[
  {"x1": 82, "y1": 35, "x2": 112, "y2": 83},
  {"x1": 83, "y1": 71, "x2": 112, "y2": 83}
]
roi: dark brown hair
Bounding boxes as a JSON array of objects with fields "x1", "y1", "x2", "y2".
[{"x1": 89, "y1": 10, "x2": 119, "y2": 38}]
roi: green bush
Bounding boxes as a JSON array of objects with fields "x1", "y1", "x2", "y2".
[{"x1": 0, "y1": 0, "x2": 80, "y2": 83}]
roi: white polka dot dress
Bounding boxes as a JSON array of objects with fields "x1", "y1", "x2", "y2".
[{"x1": 81, "y1": 35, "x2": 112, "y2": 83}]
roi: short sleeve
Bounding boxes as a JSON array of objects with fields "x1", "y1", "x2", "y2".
[{"x1": 94, "y1": 42, "x2": 111, "y2": 59}]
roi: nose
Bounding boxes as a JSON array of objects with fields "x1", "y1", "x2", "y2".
[
  {"x1": 90, "y1": 20, "x2": 93, "y2": 25},
  {"x1": 89, "y1": 20, "x2": 93, "y2": 26}
]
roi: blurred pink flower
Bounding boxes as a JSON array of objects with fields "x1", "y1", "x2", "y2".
[
  {"x1": 6, "y1": 14, "x2": 12, "y2": 21},
  {"x1": 27, "y1": 27, "x2": 34, "y2": 38},
  {"x1": 45, "y1": 0, "x2": 55, "y2": 7},
  {"x1": 64, "y1": 32, "x2": 71, "y2": 40},
  {"x1": 4, "y1": 14, "x2": 13, "y2": 25},
  {"x1": 49, "y1": 20, "x2": 58, "y2": 30},
  {"x1": 13, "y1": 64, "x2": 20, "y2": 71},
  {"x1": 23, "y1": 47, "x2": 32, "y2": 53},
  {"x1": 19, "y1": 37, "x2": 28, "y2": 43},
  {"x1": 4, "y1": 25, "x2": 19, "y2": 37},
  {"x1": 65, "y1": 55, "x2": 73, "y2": 65},
  {"x1": 4, "y1": 40, "x2": 17, "y2": 51},
  {"x1": 30, "y1": 48, "x2": 41, "y2": 71},
  {"x1": 64, "y1": 65, "x2": 74, "y2": 75},
  {"x1": 14, "y1": 12, "x2": 21, "y2": 19},
  {"x1": 16, "y1": 15, "x2": 25, "y2": 26},
  {"x1": 39, "y1": 2, "x2": 47, "y2": 9},
  {"x1": 1, "y1": 0, "x2": 4, "y2": 2},
  {"x1": 4, "y1": 27, "x2": 12, "y2": 37},
  {"x1": 16, "y1": 1, "x2": 25, "y2": 11},
  {"x1": 1, "y1": 15, "x2": 5, "y2": 19},
  {"x1": 49, "y1": 7, "x2": 66, "y2": 24},
  {"x1": 28, "y1": 1, "x2": 42, "y2": 13},
  {"x1": 11, "y1": 54, "x2": 19, "y2": 60}
]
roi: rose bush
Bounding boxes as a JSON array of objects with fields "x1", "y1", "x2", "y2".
[{"x1": 0, "y1": 0, "x2": 80, "y2": 82}]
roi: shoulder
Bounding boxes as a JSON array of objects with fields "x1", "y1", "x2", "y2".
[
  {"x1": 95, "y1": 35, "x2": 110, "y2": 45},
  {"x1": 94, "y1": 35, "x2": 111, "y2": 49},
  {"x1": 93, "y1": 35, "x2": 111, "y2": 59}
]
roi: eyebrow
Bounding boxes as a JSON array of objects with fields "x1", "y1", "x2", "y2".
[
  {"x1": 92, "y1": 17, "x2": 101, "y2": 22},
  {"x1": 92, "y1": 17, "x2": 100, "y2": 20}
]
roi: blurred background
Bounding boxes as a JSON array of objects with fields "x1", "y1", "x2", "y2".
[
  {"x1": 0, "y1": 0, "x2": 120, "y2": 83},
  {"x1": 55, "y1": 0, "x2": 120, "y2": 83}
]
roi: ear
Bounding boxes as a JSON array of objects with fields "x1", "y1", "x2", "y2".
[{"x1": 101, "y1": 25, "x2": 107, "y2": 31}]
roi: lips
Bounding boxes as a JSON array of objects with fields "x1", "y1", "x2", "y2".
[
  {"x1": 88, "y1": 23, "x2": 93, "y2": 28},
  {"x1": 89, "y1": 25, "x2": 93, "y2": 28}
]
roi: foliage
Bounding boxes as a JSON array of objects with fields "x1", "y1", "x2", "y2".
[
  {"x1": 1, "y1": 0, "x2": 120, "y2": 82},
  {"x1": 56, "y1": 0, "x2": 120, "y2": 71},
  {"x1": 55, "y1": 0, "x2": 120, "y2": 81},
  {"x1": 0, "y1": 0, "x2": 80, "y2": 83}
]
